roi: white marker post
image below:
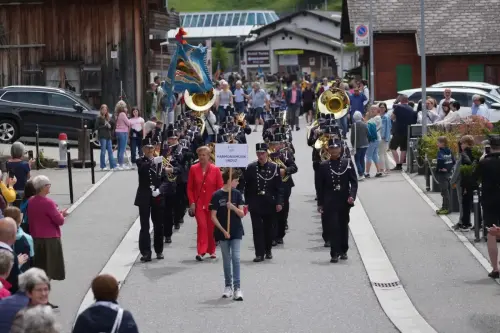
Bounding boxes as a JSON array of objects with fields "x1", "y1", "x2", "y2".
[{"x1": 215, "y1": 144, "x2": 249, "y2": 233}]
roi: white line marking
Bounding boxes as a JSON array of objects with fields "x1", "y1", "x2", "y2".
[
  {"x1": 350, "y1": 200, "x2": 438, "y2": 332},
  {"x1": 74, "y1": 216, "x2": 150, "y2": 323},
  {"x1": 385, "y1": 154, "x2": 494, "y2": 276},
  {"x1": 66, "y1": 171, "x2": 113, "y2": 214}
]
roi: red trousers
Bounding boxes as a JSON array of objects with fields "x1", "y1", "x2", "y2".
[{"x1": 195, "y1": 208, "x2": 216, "y2": 255}]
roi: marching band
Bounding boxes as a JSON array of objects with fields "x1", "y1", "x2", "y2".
[{"x1": 134, "y1": 28, "x2": 357, "y2": 267}]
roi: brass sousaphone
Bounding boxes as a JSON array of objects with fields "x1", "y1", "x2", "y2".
[{"x1": 184, "y1": 89, "x2": 217, "y2": 135}]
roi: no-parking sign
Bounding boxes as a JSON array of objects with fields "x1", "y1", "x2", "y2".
[{"x1": 355, "y1": 24, "x2": 370, "y2": 47}]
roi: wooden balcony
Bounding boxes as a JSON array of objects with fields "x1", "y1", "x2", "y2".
[
  {"x1": 149, "y1": 53, "x2": 171, "y2": 72},
  {"x1": 149, "y1": 10, "x2": 180, "y2": 32}
]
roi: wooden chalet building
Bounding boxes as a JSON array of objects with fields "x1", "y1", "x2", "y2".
[
  {"x1": 341, "y1": 0, "x2": 500, "y2": 100},
  {"x1": 0, "y1": 0, "x2": 179, "y2": 109}
]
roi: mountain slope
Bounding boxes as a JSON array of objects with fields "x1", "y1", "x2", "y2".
[{"x1": 169, "y1": 0, "x2": 342, "y2": 12}]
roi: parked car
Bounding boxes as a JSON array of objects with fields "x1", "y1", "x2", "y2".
[
  {"x1": 431, "y1": 81, "x2": 500, "y2": 98},
  {"x1": 0, "y1": 86, "x2": 100, "y2": 144},
  {"x1": 397, "y1": 87, "x2": 500, "y2": 122}
]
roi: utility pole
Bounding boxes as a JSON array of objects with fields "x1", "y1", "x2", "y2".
[
  {"x1": 324, "y1": 0, "x2": 327, "y2": 10},
  {"x1": 420, "y1": 0, "x2": 428, "y2": 135},
  {"x1": 369, "y1": 0, "x2": 374, "y2": 102}
]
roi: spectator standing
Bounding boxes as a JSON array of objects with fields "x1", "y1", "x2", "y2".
[
  {"x1": 437, "y1": 88, "x2": 455, "y2": 119},
  {"x1": 215, "y1": 80, "x2": 233, "y2": 124},
  {"x1": 28, "y1": 175, "x2": 68, "y2": 308},
  {"x1": 95, "y1": 104, "x2": 117, "y2": 171},
  {"x1": 6, "y1": 142, "x2": 31, "y2": 204},
  {"x1": 0, "y1": 250, "x2": 14, "y2": 298},
  {"x1": 476, "y1": 96, "x2": 491, "y2": 121},
  {"x1": 128, "y1": 107, "x2": 145, "y2": 164},
  {"x1": 0, "y1": 170, "x2": 18, "y2": 212},
  {"x1": 73, "y1": 274, "x2": 139, "y2": 333},
  {"x1": 473, "y1": 134, "x2": 500, "y2": 279},
  {"x1": 4, "y1": 207, "x2": 33, "y2": 272},
  {"x1": 203, "y1": 108, "x2": 217, "y2": 144},
  {"x1": 0, "y1": 217, "x2": 20, "y2": 293},
  {"x1": 435, "y1": 136, "x2": 455, "y2": 215},
  {"x1": 365, "y1": 106, "x2": 383, "y2": 178},
  {"x1": 248, "y1": 82, "x2": 269, "y2": 132},
  {"x1": 115, "y1": 101, "x2": 131, "y2": 170},
  {"x1": 11, "y1": 305, "x2": 60, "y2": 333},
  {"x1": 378, "y1": 102, "x2": 392, "y2": 174},
  {"x1": 19, "y1": 180, "x2": 35, "y2": 234},
  {"x1": 302, "y1": 82, "x2": 315, "y2": 125},
  {"x1": 350, "y1": 111, "x2": 369, "y2": 180},
  {"x1": 233, "y1": 80, "x2": 247, "y2": 114},
  {"x1": 285, "y1": 81, "x2": 302, "y2": 131},
  {"x1": 452, "y1": 135, "x2": 476, "y2": 230},
  {"x1": 349, "y1": 87, "x2": 368, "y2": 124},
  {"x1": 390, "y1": 95, "x2": 416, "y2": 170}
]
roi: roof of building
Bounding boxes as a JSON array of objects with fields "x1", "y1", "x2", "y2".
[
  {"x1": 244, "y1": 25, "x2": 342, "y2": 49},
  {"x1": 251, "y1": 10, "x2": 341, "y2": 35},
  {"x1": 341, "y1": 0, "x2": 500, "y2": 55}
]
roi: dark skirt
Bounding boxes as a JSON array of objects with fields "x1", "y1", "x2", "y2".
[{"x1": 33, "y1": 238, "x2": 65, "y2": 281}]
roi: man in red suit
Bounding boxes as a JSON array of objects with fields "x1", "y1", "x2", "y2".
[{"x1": 187, "y1": 146, "x2": 224, "y2": 261}]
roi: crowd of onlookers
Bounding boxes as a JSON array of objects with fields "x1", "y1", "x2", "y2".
[{"x1": 0, "y1": 141, "x2": 138, "y2": 332}]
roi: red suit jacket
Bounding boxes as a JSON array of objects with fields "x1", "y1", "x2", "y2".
[{"x1": 187, "y1": 163, "x2": 223, "y2": 211}]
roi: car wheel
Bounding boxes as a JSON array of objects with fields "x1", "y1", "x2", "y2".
[{"x1": 0, "y1": 119, "x2": 19, "y2": 143}]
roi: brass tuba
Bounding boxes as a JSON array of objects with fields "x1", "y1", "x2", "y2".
[
  {"x1": 184, "y1": 89, "x2": 217, "y2": 135},
  {"x1": 317, "y1": 87, "x2": 350, "y2": 119},
  {"x1": 235, "y1": 113, "x2": 247, "y2": 128},
  {"x1": 268, "y1": 146, "x2": 289, "y2": 182}
]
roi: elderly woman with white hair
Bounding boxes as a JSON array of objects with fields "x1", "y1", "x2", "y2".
[
  {"x1": 11, "y1": 305, "x2": 60, "y2": 333},
  {"x1": 233, "y1": 80, "x2": 247, "y2": 114},
  {"x1": 26, "y1": 176, "x2": 68, "y2": 309},
  {"x1": 215, "y1": 80, "x2": 234, "y2": 124},
  {"x1": 0, "y1": 268, "x2": 52, "y2": 331},
  {"x1": 6, "y1": 141, "x2": 31, "y2": 202}
]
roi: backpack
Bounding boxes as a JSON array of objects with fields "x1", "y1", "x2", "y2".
[{"x1": 367, "y1": 122, "x2": 378, "y2": 142}]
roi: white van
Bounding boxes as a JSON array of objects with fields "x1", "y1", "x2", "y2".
[{"x1": 431, "y1": 81, "x2": 500, "y2": 98}]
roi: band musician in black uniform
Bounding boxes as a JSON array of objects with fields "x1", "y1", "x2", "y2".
[
  {"x1": 160, "y1": 129, "x2": 184, "y2": 243},
  {"x1": 134, "y1": 138, "x2": 165, "y2": 262},
  {"x1": 268, "y1": 133, "x2": 298, "y2": 245},
  {"x1": 245, "y1": 143, "x2": 284, "y2": 262},
  {"x1": 316, "y1": 138, "x2": 358, "y2": 263}
]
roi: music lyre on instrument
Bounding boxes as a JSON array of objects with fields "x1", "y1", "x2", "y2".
[{"x1": 268, "y1": 145, "x2": 289, "y2": 182}]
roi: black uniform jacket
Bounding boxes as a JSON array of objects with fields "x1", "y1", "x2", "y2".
[
  {"x1": 308, "y1": 126, "x2": 321, "y2": 164},
  {"x1": 474, "y1": 152, "x2": 500, "y2": 206},
  {"x1": 244, "y1": 160, "x2": 284, "y2": 214},
  {"x1": 316, "y1": 158, "x2": 358, "y2": 210},
  {"x1": 159, "y1": 145, "x2": 184, "y2": 195},
  {"x1": 134, "y1": 156, "x2": 162, "y2": 207},
  {"x1": 270, "y1": 150, "x2": 298, "y2": 188}
]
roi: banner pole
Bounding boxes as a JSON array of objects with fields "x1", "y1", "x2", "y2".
[{"x1": 227, "y1": 167, "x2": 233, "y2": 234}]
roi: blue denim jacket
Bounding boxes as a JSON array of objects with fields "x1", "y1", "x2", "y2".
[{"x1": 381, "y1": 114, "x2": 392, "y2": 142}]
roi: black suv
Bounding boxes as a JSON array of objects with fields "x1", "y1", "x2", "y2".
[{"x1": 0, "y1": 86, "x2": 100, "y2": 143}]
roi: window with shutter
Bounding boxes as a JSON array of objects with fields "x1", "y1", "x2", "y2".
[
  {"x1": 468, "y1": 64, "x2": 485, "y2": 82},
  {"x1": 395, "y1": 64, "x2": 412, "y2": 92}
]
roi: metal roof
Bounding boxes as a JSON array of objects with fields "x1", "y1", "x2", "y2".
[
  {"x1": 244, "y1": 26, "x2": 342, "y2": 49},
  {"x1": 342, "y1": 0, "x2": 500, "y2": 55},
  {"x1": 167, "y1": 10, "x2": 279, "y2": 39}
]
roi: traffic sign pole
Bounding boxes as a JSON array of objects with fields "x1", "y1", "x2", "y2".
[
  {"x1": 420, "y1": 0, "x2": 428, "y2": 135},
  {"x1": 369, "y1": 0, "x2": 374, "y2": 103}
]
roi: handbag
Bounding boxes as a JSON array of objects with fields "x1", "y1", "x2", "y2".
[{"x1": 188, "y1": 167, "x2": 210, "y2": 217}]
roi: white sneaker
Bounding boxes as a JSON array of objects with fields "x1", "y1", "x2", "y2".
[
  {"x1": 222, "y1": 286, "x2": 233, "y2": 298},
  {"x1": 115, "y1": 166, "x2": 123, "y2": 171},
  {"x1": 101, "y1": 167, "x2": 109, "y2": 171},
  {"x1": 122, "y1": 164, "x2": 130, "y2": 170},
  {"x1": 233, "y1": 288, "x2": 243, "y2": 301},
  {"x1": 358, "y1": 175, "x2": 365, "y2": 181}
]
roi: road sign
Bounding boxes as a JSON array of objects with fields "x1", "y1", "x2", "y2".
[
  {"x1": 355, "y1": 24, "x2": 370, "y2": 47},
  {"x1": 215, "y1": 144, "x2": 248, "y2": 168}
]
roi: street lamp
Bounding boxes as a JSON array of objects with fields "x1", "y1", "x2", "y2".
[
  {"x1": 420, "y1": 0, "x2": 428, "y2": 135},
  {"x1": 368, "y1": 0, "x2": 374, "y2": 102},
  {"x1": 236, "y1": 35, "x2": 242, "y2": 75}
]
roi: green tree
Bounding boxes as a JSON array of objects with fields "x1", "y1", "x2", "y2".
[{"x1": 212, "y1": 41, "x2": 229, "y2": 73}]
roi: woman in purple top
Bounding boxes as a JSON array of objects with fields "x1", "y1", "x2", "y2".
[{"x1": 114, "y1": 101, "x2": 131, "y2": 170}]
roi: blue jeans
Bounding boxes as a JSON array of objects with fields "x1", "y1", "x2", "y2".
[
  {"x1": 130, "y1": 136, "x2": 142, "y2": 163},
  {"x1": 354, "y1": 147, "x2": 368, "y2": 176},
  {"x1": 205, "y1": 134, "x2": 215, "y2": 144},
  {"x1": 99, "y1": 138, "x2": 116, "y2": 169},
  {"x1": 116, "y1": 132, "x2": 128, "y2": 165},
  {"x1": 234, "y1": 101, "x2": 245, "y2": 113},
  {"x1": 366, "y1": 140, "x2": 379, "y2": 163},
  {"x1": 217, "y1": 106, "x2": 228, "y2": 124},
  {"x1": 337, "y1": 116, "x2": 348, "y2": 137},
  {"x1": 219, "y1": 239, "x2": 241, "y2": 289}
]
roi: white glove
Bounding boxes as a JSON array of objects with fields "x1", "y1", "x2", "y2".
[
  {"x1": 152, "y1": 189, "x2": 160, "y2": 197},
  {"x1": 153, "y1": 156, "x2": 163, "y2": 165}
]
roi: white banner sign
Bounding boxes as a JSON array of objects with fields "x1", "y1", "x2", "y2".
[
  {"x1": 215, "y1": 144, "x2": 248, "y2": 168},
  {"x1": 354, "y1": 24, "x2": 370, "y2": 47}
]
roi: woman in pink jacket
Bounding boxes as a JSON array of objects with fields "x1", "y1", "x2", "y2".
[{"x1": 115, "y1": 101, "x2": 131, "y2": 170}]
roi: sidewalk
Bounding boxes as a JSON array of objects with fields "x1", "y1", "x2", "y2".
[
  {"x1": 30, "y1": 168, "x2": 106, "y2": 209},
  {"x1": 405, "y1": 172, "x2": 491, "y2": 268}
]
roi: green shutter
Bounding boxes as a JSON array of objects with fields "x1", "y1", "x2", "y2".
[
  {"x1": 396, "y1": 64, "x2": 412, "y2": 91},
  {"x1": 468, "y1": 64, "x2": 485, "y2": 82}
]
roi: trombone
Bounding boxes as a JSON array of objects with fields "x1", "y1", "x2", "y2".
[{"x1": 268, "y1": 146, "x2": 290, "y2": 182}]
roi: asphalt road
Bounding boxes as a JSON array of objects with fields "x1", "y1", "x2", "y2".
[{"x1": 49, "y1": 117, "x2": 500, "y2": 333}]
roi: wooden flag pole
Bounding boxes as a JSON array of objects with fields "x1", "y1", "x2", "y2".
[{"x1": 227, "y1": 167, "x2": 233, "y2": 234}]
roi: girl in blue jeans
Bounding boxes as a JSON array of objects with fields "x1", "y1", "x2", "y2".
[
  {"x1": 210, "y1": 169, "x2": 245, "y2": 301},
  {"x1": 95, "y1": 105, "x2": 117, "y2": 170}
]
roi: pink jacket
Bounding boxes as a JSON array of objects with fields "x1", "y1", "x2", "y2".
[
  {"x1": 115, "y1": 112, "x2": 130, "y2": 133},
  {"x1": 27, "y1": 196, "x2": 65, "y2": 238}
]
